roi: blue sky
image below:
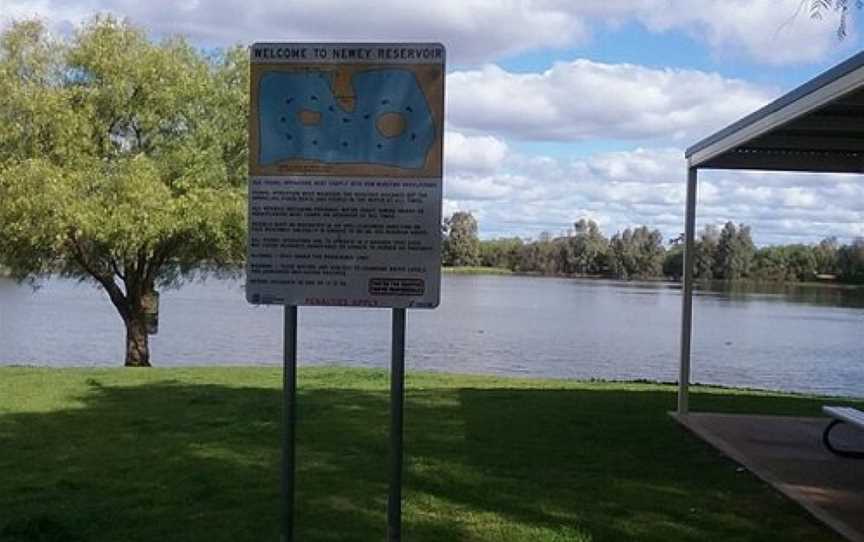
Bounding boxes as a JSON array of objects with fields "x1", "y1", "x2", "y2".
[
  {"x1": 3, "y1": 0, "x2": 863, "y2": 245},
  {"x1": 499, "y1": 19, "x2": 859, "y2": 87}
]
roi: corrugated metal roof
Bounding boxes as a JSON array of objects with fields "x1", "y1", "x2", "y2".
[{"x1": 686, "y1": 51, "x2": 864, "y2": 173}]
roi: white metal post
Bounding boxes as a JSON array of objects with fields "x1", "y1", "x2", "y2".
[{"x1": 678, "y1": 167, "x2": 698, "y2": 415}]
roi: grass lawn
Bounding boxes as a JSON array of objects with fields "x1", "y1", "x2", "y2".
[{"x1": 0, "y1": 367, "x2": 859, "y2": 542}]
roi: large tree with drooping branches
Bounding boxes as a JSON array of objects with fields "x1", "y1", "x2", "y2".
[{"x1": 0, "y1": 17, "x2": 248, "y2": 366}]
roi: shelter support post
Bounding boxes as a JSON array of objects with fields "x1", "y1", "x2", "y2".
[
  {"x1": 678, "y1": 168, "x2": 698, "y2": 415},
  {"x1": 388, "y1": 308, "x2": 407, "y2": 541},
  {"x1": 282, "y1": 305, "x2": 298, "y2": 542}
]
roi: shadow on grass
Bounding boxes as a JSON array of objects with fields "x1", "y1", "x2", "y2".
[{"x1": 0, "y1": 378, "x2": 851, "y2": 542}]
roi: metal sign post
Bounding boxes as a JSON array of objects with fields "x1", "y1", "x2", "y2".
[
  {"x1": 282, "y1": 305, "x2": 298, "y2": 542},
  {"x1": 245, "y1": 43, "x2": 445, "y2": 541},
  {"x1": 388, "y1": 308, "x2": 406, "y2": 541}
]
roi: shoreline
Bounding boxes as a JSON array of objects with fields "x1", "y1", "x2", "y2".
[
  {"x1": 2, "y1": 364, "x2": 861, "y2": 401},
  {"x1": 441, "y1": 266, "x2": 864, "y2": 289}
]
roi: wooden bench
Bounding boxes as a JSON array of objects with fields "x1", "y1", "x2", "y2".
[{"x1": 822, "y1": 406, "x2": 864, "y2": 459}]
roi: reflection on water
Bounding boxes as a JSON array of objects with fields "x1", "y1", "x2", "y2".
[
  {"x1": 696, "y1": 280, "x2": 864, "y2": 309},
  {"x1": 1, "y1": 275, "x2": 862, "y2": 398}
]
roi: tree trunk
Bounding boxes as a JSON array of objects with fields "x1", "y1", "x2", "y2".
[{"x1": 124, "y1": 315, "x2": 151, "y2": 367}]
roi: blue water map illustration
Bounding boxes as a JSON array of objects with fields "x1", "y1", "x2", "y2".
[{"x1": 258, "y1": 69, "x2": 436, "y2": 169}]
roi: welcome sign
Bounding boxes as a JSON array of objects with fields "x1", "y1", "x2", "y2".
[{"x1": 246, "y1": 42, "x2": 446, "y2": 309}]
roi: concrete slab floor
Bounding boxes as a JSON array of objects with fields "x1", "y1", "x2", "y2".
[{"x1": 673, "y1": 413, "x2": 864, "y2": 542}]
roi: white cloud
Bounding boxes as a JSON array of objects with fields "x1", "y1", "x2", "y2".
[
  {"x1": 779, "y1": 187, "x2": 819, "y2": 208},
  {"x1": 629, "y1": 0, "x2": 853, "y2": 66},
  {"x1": 547, "y1": 0, "x2": 854, "y2": 65},
  {"x1": 587, "y1": 147, "x2": 681, "y2": 183},
  {"x1": 442, "y1": 139, "x2": 864, "y2": 245},
  {"x1": 2, "y1": 0, "x2": 853, "y2": 65},
  {"x1": 447, "y1": 61, "x2": 774, "y2": 142},
  {"x1": 444, "y1": 131, "x2": 509, "y2": 174},
  {"x1": 0, "y1": 0, "x2": 586, "y2": 64},
  {"x1": 445, "y1": 173, "x2": 517, "y2": 201},
  {"x1": 0, "y1": 0, "x2": 854, "y2": 64},
  {"x1": 4, "y1": 0, "x2": 860, "y2": 245}
]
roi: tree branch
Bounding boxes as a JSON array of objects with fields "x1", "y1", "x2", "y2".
[
  {"x1": 109, "y1": 256, "x2": 126, "y2": 281},
  {"x1": 144, "y1": 235, "x2": 183, "y2": 286},
  {"x1": 67, "y1": 233, "x2": 130, "y2": 321}
]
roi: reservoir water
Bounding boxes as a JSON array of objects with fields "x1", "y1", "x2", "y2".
[{"x1": 1, "y1": 275, "x2": 862, "y2": 398}]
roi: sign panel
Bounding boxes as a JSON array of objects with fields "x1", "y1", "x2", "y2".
[{"x1": 246, "y1": 43, "x2": 445, "y2": 308}]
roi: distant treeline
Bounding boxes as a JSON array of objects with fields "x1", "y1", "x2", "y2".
[{"x1": 442, "y1": 212, "x2": 864, "y2": 284}]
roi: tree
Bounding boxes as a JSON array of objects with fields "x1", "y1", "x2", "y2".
[
  {"x1": 479, "y1": 237, "x2": 523, "y2": 269},
  {"x1": 837, "y1": 238, "x2": 864, "y2": 282},
  {"x1": 752, "y1": 246, "x2": 789, "y2": 282},
  {"x1": 663, "y1": 246, "x2": 684, "y2": 280},
  {"x1": 752, "y1": 244, "x2": 818, "y2": 282},
  {"x1": 515, "y1": 232, "x2": 560, "y2": 274},
  {"x1": 813, "y1": 236, "x2": 840, "y2": 275},
  {"x1": 607, "y1": 226, "x2": 665, "y2": 280},
  {"x1": 693, "y1": 225, "x2": 719, "y2": 280},
  {"x1": 442, "y1": 211, "x2": 481, "y2": 267},
  {"x1": 785, "y1": 245, "x2": 819, "y2": 281},
  {"x1": 714, "y1": 222, "x2": 755, "y2": 280},
  {"x1": 561, "y1": 219, "x2": 608, "y2": 275},
  {"x1": 0, "y1": 18, "x2": 247, "y2": 366}
]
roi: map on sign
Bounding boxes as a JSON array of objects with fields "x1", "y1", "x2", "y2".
[{"x1": 258, "y1": 69, "x2": 436, "y2": 169}]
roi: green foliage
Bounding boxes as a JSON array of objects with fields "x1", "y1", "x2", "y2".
[
  {"x1": 0, "y1": 18, "x2": 247, "y2": 365},
  {"x1": 485, "y1": 220, "x2": 610, "y2": 277},
  {"x1": 470, "y1": 211, "x2": 860, "y2": 285},
  {"x1": 479, "y1": 237, "x2": 523, "y2": 269},
  {"x1": 0, "y1": 367, "x2": 852, "y2": 541},
  {"x1": 608, "y1": 226, "x2": 665, "y2": 280},
  {"x1": 837, "y1": 238, "x2": 864, "y2": 283},
  {"x1": 560, "y1": 219, "x2": 608, "y2": 275},
  {"x1": 662, "y1": 245, "x2": 684, "y2": 280},
  {"x1": 442, "y1": 211, "x2": 481, "y2": 267},
  {"x1": 714, "y1": 222, "x2": 755, "y2": 280},
  {"x1": 514, "y1": 231, "x2": 560, "y2": 274},
  {"x1": 783, "y1": 244, "x2": 819, "y2": 281},
  {"x1": 752, "y1": 246, "x2": 791, "y2": 282},
  {"x1": 814, "y1": 236, "x2": 840, "y2": 275},
  {"x1": 694, "y1": 225, "x2": 719, "y2": 280},
  {"x1": 752, "y1": 245, "x2": 817, "y2": 282}
]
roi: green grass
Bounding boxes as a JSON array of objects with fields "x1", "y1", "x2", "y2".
[
  {"x1": 443, "y1": 266, "x2": 513, "y2": 275},
  {"x1": 0, "y1": 367, "x2": 858, "y2": 542}
]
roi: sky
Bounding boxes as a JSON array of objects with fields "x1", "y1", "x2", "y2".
[{"x1": 2, "y1": 0, "x2": 864, "y2": 245}]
